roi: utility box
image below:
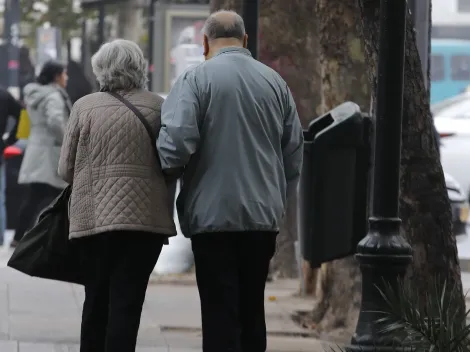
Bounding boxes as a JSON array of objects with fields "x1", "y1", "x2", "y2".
[{"x1": 299, "y1": 102, "x2": 372, "y2": 268}]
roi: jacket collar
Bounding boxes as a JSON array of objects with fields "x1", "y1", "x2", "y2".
[{"x1": 214, "y1": 47, "x2": 252, "y2": 58}]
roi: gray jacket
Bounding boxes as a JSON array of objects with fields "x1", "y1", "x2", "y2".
[
  {"x1": 19, "y1": 82, "x2": 72, "y2": 189},
  {"x1": 157, "y1": 47, "x2": 304, "y2": 237}
]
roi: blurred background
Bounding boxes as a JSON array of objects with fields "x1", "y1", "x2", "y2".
[{"x1": 4, "y1": 0, "x2": 470, "y2": 271}]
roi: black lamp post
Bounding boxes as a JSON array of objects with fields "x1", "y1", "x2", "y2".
[
  {"x1": 350, "y1": 0, "x2": 413, "y2": 350},
  {"x1": 242, "y1": 0, "x2": 259, "y2": 60}
]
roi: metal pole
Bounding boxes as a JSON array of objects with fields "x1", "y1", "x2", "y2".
[
  {"x1": 242, "y1": 0, "x2": 259, "y2": 60},
  {"x1": 409, "y1": 0, "x2": 430, "y2": 90},
  {"x1": 98, "y1": 0, "x2": 105, "y2": 46},
  {"x1": 5, "y1": 0, "x2": 20, "y2": 100},
  {"x1": 350, "y1": 0, "x2": 413, "y2": 350},
  {"x1": 148, "y1": 0, "x2": 156, "y2": 90}
]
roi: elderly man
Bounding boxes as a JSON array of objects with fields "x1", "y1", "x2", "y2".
[{"x1": 157, "y1": 10, "x2": 303, "y2": 352}]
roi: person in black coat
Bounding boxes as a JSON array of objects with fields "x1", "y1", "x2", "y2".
[{"x1": 0, "y1": 88, "x2": 22, "y2": 244}]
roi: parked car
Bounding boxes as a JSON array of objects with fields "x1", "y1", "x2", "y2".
[
  {"x1": 432, "y1": 91, "x2": 470, "y2": 201},
  {"x1": 446, "y1": 172, "x2": 469, "y2": 236}
]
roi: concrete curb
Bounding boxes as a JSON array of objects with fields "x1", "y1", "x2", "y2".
[
  {"x1": 160, "y1": 325, "x2": 319, "y2": 338},
  {"x1": 149, "y1": 277, "x2": 197, "y2": 286}
]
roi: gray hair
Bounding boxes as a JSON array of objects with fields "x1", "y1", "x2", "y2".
[
  {"x1": 91, "y1": 39, "x2": 148, "y2": 91},
  {"x1": 203, "y1": 10, "x2": 245, "y2": 41}
]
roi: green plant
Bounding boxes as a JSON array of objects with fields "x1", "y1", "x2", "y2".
[{"x1": 325, "y1": 279, "x2": 470, "y2": 351}]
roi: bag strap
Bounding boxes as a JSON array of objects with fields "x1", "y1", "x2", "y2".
[{"x1": 106, "y1": 91, "x2": 159, "y2": 159}]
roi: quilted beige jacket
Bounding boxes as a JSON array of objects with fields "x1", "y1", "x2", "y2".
[{"x1": 58, "y1": 89, "x2": 176, "y2": 239}]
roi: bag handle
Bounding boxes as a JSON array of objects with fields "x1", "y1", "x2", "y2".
[{"x1": 106, "y1": 91, "x2": 159, "y2": 162}]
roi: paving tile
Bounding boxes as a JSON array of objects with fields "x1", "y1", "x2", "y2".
[
  {"x1": 19, "y1": 342, "x2": 55, "y2": 352},
  {"x1": 9, "y1": 316, "x2": 80, "y2": 343},
  {"x1": 163, "y1": 332, "x2": 202, "y2": 350},
  {"x1": 0, "y1": 283, "x2": 10, "y2": 338},
  {"x1": 0, "y1": 340, "x2": 17, "y2": 352},
  {"x1": 136, "y1": 347, "x2": 168, "y2": 352}
]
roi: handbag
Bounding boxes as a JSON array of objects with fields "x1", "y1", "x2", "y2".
[{"x1": 7, "y1": 186, "x2": 84, "y2": 285}]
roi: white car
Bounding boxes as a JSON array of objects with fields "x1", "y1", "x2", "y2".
[{"x1": 433, "y1": 92, "x2": 470, "y2": 200}]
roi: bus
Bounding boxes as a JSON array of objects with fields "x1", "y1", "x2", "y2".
[{"x1": 431, "y1": 39, "x2": 470, "y2": 104}]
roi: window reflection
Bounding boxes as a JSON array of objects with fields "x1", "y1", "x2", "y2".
[
  {"x1": 431, "y1": 54, "x2": 445, "y2": 82},
  {"x1": 451, "y1": 55, "x2": 470, "y2": 80},
  {"x1": 166, "y1": 16, "x2": 206, "y2": 90}
]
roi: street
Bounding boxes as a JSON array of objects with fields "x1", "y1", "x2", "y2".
[{"x1": 0, "y1": 232, "x2": 324, "y2": 352}]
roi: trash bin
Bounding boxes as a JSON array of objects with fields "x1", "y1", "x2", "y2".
[{"x1": 299, "y1": 102, "x2": 372, "y2": 268}]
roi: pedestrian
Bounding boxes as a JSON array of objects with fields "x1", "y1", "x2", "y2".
[
  {"x1": 0, "y1": 88, "x2": 22, "y2": 245},
  {"x1": 157, "y1": 10, "x2": 304, "y2": 352},
  {"x1": 11, "y1": 60, "x2": 72, "y2": 247},
  {"x1": 58, "y1": 39, "x2": 176, "y2": 352}
]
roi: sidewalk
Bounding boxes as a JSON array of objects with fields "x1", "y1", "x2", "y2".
[{"x1": 0, "y1": 245, "x2": 326, "y2": 352}]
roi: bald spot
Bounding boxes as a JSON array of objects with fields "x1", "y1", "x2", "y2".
[{"x1": 204, "y1": 10, "x2": 246, "y2": 41}]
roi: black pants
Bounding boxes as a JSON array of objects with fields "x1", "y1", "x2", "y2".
[
  {"x1": 14, "y1": 182, "x2": 62, "y2": 242},
  {"x1": 192, "y1": 231, "x2": 277, "y2": 352},
  {"x1": 77, "y1": 231, "x2": 165, "y2": 352}
]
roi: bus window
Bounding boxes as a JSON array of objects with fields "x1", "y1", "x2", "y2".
[
  {"x1": 451, "y1": 55, "x2": 470, "y2": 80},
  {"x1": 431, "y1": 55, "x2": 445, "y2": 81}
]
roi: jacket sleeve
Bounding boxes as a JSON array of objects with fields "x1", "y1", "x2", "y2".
[
  {"x1": 282, "y1": 85, "x2": 304, "y2": 199},
  {"x1": 58, "y1": 106, "x2": 80, "y2": 184},
  {"x1": 157, "y1": 72, "x2": 202, "y2": 171},
  {"x1": 44, "y1": 91, "x2": 67, "y2": 144},
  {"x1": 4, "y1": 91, "x2": 22, "y2": 146},
  {"x1": 7, "y1": 91, "x2": 22, "y2": 120}
]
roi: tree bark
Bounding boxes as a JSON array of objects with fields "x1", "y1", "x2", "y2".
[
  {"x1": 210, "y1": 0, "x2": 321, "y2": 280},
  {"x1": 357, "y1": 0, "x2": 465, "y2": 310},
  {"x1": 305, "y1": 0, "x2": 368, "y2": 336}
]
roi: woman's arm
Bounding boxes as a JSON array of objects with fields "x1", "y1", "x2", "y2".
[
  {"x1": 58, "y1": 106, "x2": 80, "y2": 184},
  {"x1": 44, "y1": 91, "x2": 67, "y2": 144}
]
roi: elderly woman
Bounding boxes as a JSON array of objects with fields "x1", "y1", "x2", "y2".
[{"x1": 58, "y1": 39, "x2": 176, "y2": 352}]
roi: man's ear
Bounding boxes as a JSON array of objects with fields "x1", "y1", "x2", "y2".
[
  {"x1": 243, "y1": 34, "x2": 248, "y2": 49},
  {"x1": 203, "y1": 35, "x2": 209, "y2": 57}
]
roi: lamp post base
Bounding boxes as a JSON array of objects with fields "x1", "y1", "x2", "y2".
[{"x1": 350, "y1": 217, "x2": 413, "y2": 352}]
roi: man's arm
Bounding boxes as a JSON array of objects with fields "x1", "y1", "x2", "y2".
[
  {"x1": 3, "y1": 91, "x2": 22, "y2": 146},
  {"x1": 7, "y1": 91, "x2": 22, "y2": 120},
  {"x1": 157, "y1": 72, "x2": 202, "y2": 172},
  {"x1": 282, "y1": 85, "x2": 304, "y2": 199}
]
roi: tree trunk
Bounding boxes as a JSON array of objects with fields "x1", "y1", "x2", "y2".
[
  {"x1": 304, "y1": 0, "x2": 368, "y2": 337},
  {"x1": 116, "y1": 0, "x2": 143, "y2": 42},
  {"x1": 210, "y1": 0, "x2": 321, "y2": 280},
  {"x1": 357, "y1": 0, "x2": 465, "y2": 310}
]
